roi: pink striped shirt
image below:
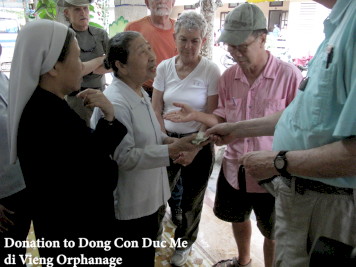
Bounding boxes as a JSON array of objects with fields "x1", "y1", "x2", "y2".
[{"x1": 213, "y1": 52, "x2": 303, "y2": 192}]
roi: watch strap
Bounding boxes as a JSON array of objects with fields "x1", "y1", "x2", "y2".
[{"x1": 274, "y1": 150, "x2": 291, "y2": 177}]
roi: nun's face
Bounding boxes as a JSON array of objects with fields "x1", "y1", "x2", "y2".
[{"x1": 56, "y1": 38, "x2": 84, "y2": 94}]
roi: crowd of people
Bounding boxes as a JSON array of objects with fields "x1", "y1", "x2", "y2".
[{"x1": 0, "y1": 0, "x2": 355, "y2": 267}]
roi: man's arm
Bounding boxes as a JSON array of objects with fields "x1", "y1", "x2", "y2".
[
  {"x1": 82, "y1": 56, "x2": 105, "y2": 76},
  {"x1": 206, "y1": 111, "x2": 283, "y2": 145},
  {"x1": 239, "y1": 137, "x2": 356, "y2": 181},
  {"x1": 287, "y1": 137, "x2": 356, "y2": 178},
  {"x1": 93, "y1": 64, "x2": 112, "y2": 75},
  {"x1": 174, "y1": 95, "x2": 220, "y2": 166},
  {"x1": 163, "y1": 102, "x2": 224, "y2": 127},
  {"x1": 93, "y1": 30, "x2": 112, "y2": 75}
]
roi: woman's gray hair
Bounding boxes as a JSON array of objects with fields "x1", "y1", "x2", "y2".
[{"x1": 175, "y1": 11, "x2": 208, "y2": 38}]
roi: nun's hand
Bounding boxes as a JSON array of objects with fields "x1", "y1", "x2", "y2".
[{"x1": 77, "y1": 89, "x2": 114, "y2": 121}]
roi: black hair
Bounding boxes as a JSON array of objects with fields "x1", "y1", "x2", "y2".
[
  {"x1": 104, "y1": 31, "x2": 141, "y2": 78},
  {"x1": 57, "y1": 28, "x2": 76, "y2": 62}
]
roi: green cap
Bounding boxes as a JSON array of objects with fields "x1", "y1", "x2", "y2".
[
  {"x1": 218, "y1": 3, "x2": 266, "y2": 46},
  {"x1": 58, "y1": 0, "x2": 93, "y2": 7}
]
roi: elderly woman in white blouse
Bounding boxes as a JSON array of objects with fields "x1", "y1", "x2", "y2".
[{"x1": 91, "y1": 31, "x2": 202, "y2": 267}]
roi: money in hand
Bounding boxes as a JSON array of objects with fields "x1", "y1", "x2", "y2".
[{"x1": 192, "y1": 132, "x2": 209, "y2": 145}]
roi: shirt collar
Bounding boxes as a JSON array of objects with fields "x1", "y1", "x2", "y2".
[
  {"x1": 112, "y1": 77, "x2": 149, "y2": 109},
  {"x1": 324, "y1": 0, "x2": 351, "y2": 37},
  {"x1": 70, "y1": 24, "x2": 93, "y2": 34},
  {"x1": 328, "y1": 0, "x2": 351, "y2": 24}
]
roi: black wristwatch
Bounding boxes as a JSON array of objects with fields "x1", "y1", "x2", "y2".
[{"x1": 274, "y1": 151, "x2": 291, "y2": 177}]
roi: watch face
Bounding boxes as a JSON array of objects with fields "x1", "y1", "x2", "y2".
[{"x1": 275, "y1": 157, "x2": 285, "y2": 169}]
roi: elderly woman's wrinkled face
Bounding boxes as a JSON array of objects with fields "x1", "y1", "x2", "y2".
[
  {"x1": 125, "y1": 36, "x2": 156, "y2": 84},
  {"x1": 64, "y1": 6, "x2": 90, "y2": 31},
  {"x1": 175, "y1": 28, "x2": 205, "y2": 62},
  {"x1": 55, "y1": 38, "x2": 84, "y2": 95}
]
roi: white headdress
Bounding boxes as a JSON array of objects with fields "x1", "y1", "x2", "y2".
[{"x1": 8, "y1": 20, "x2": 68, "y2": 163}]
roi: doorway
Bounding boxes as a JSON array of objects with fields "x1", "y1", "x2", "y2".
[{"x1": 268, "y1": 10, "x2": 283, "y2": 32}]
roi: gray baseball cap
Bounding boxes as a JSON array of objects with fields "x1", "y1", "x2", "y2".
[
  {"x1": 218, "y1": 3, "x2": 266, "y2": 46},
  {"x1": 58, "y1": 0, "x2": 93, "y2": 7}
]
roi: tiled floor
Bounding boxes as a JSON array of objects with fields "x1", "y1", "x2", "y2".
[
  {"x1": 25, "y1": 146, "x2": 266, "y2": 267},
  {"x1": 156, "y1": 191, "x2": 265, "y2": 267}
]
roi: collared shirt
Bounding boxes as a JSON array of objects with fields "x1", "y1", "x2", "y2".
[
  {"x1": 0, "y1": 72, "x2": 25, "y2": 199},
  {"x1": 214, "y1": 52, "x2": 302, "y2": 192},
  {"x1": 91, "y1": 78, "x2": 170, "y2": 220},
  {"x1": 273, "y1": 0, "x2": 356, "y2": 188}
]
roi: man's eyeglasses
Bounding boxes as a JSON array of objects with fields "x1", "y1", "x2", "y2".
[{"x1": 227, "y1": 35, "x2": 260, "y2": 53}]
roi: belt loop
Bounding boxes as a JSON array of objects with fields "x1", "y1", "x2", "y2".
[{"x1": 291, "y1": 177, "x2": 297, "y2": 195}]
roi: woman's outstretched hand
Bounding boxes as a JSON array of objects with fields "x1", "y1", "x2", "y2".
[{"x1": 163, "y1": 102, "x2": 196, "y2": 123}]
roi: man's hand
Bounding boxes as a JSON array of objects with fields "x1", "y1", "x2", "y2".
[
  {"x1": 206, "y1": 122, "x2": 239, "y2": 146},
  {"x1": 163, "y1": 102, "x2": 196, "y2": 123},
  {"x1": 238, "y1": 151, "x2": 279, "y2": 182},
  {"x1": 0, "y1": 204, "x2": 14, "y2": 233}
]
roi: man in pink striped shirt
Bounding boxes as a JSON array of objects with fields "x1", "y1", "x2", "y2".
[{"x1": 163, "y1": 3, "x2": 303, "y2": 267}]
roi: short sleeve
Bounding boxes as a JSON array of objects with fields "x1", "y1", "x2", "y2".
[
  {"x1": 213, "y1": 72, "x2": 228, "y2": 120},
  {"x1": 333, "y1": 71, "x2": 356, "y2": 137},
  {"x1": 102, "y1": 30, "x2": 109, "y2": 52},
  {"x1": 153, "y1": 60, "x2": 167, "y2": 92},
  {"x1": 333, "y1": 28, "x2": 356, "y2": 137},
  {"x1": 206, "y1": 62, "x2": 221, "y2": 96}
]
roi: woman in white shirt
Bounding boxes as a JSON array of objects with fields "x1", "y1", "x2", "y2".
[
  {"x1": 91, "y1": 31, "x2": 201, "y2": 267},
  {"x1": 152, "y1": 11, "x2": 221, "y2": 266}
]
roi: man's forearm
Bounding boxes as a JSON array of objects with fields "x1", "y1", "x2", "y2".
[
  {"x1": 82, "y1": 56, "x2": 104, "y2": 76},
  {"x1": 194, "y1": 111, "x2": 223, "y2": 127},
  {"x1": 233, "y1": 111, "x2": 282, "y2": 138},
  {"x1": 287, "y1": 137, "x2": 356, "y2": 178}
]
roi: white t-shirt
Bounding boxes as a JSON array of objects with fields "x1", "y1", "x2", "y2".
[{"x1": 153, "y1": 56, "x2": 220, "y2": 134}]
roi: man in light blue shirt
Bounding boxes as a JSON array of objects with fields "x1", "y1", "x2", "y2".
[{"x1": 206, "y1": 0, "x2": 356, "y2": 266}]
